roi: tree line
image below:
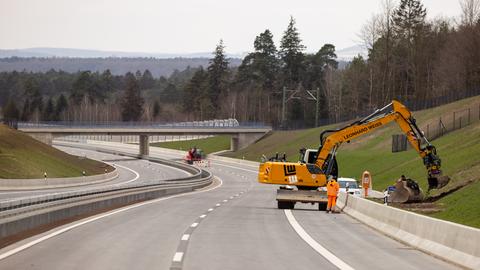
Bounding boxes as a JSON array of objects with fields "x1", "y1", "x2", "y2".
[
  {"x1": 182, "y1": 0, "x2": 480, "y2": 128},
  {"x1": 2, "y1": 0, "x2": 480, "y2": 129}
]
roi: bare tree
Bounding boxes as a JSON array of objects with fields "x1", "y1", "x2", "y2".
[{"x1": 460, "y1": 0, "x2": 480, "y2": 26}]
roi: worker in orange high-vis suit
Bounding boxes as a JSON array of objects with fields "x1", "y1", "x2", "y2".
[{"x1": 326, "y1": 178, "x2": 340, "y2": 213}]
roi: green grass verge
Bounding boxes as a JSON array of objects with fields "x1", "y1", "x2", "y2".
[
  {"x1": 223, "y1": 96, "x2": 480, "y2": 227},
  {"x1": 431, "y1": 180, "x2": 480, "y2": 228},
  {"x1": 151, "y1": 135, "x2": 231, "y2": 154},
  {"x1": 0, "y1": 124, "x2": 112, "y2": 179}
]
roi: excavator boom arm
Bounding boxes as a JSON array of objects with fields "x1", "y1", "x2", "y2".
[{"x1": 316, "y1": 101, "x2": 441, "y2": 180}]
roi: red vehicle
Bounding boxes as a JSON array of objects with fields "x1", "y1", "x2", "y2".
[{"x1": 185, "y1": 147, "x2": 205, "y2": 164}]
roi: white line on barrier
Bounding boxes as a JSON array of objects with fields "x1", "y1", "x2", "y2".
[
  {"x1": 284, "y1": 210, "x2": 355, "y2": 270},
  {"x1": 0, "y1": 176, "x2": 223, "y2": 261}
]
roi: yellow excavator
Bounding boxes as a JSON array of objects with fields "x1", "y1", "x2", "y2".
[{"x1": 258, "y1": 100, "x2": 449, "y2": 210}]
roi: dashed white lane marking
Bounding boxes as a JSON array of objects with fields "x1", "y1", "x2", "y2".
[
  {"x1": 199, "y1": 214, "x2": 206, "y2": 219},
  {"x1": 229, "y1": 196, "x2": 234, "y2": 199},
  {"x1": 215, "y1": 203, "x2": 221, "y2": 207},
  {"x1": 172, "y1": 252, "x2": 184, "y2": 262},
  {"x1": 0, "y1": 177, "x2": 223, "y2": 261},
  {"x1": 223, "y1": 199, "x2": 228, "y2": 202},
  {"x1": 284, "y1": 210, "x2": 355, "y2": 270},
  {"x1": 190, "y1": 223, "x2": 199, "y2": 228},
  {"x1": 181, "y1": 234, "x2": 190, "y2": 241},
  {"x1": 208, "y1": 208, "x2": 214, "y2": 212}
]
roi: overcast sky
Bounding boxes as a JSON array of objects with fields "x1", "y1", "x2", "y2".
[{"x1": 0, "y1": 0, "x2": 463, "y2": 54}]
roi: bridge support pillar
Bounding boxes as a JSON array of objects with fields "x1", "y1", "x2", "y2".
[
  {"x1": 230, "y1": 133, "x2": 267, "y2": 152},
  {"x1": 139, "y1": 135, "x2": 149, "y2": 157}
]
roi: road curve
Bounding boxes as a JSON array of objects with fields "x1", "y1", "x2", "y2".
[
  {"x1": 0, "y1": 143, "x2": 459, "y2": 270},
  {"x1": 0, "y1": 145, "x2": 190, "y2": 201}
]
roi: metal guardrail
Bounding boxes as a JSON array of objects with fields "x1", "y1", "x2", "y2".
[
  {"x1": 16, "y1": 119, "x2": 270, "y2": 129},
  {"x1": 0, "y1": 146, "x2": 212, "y2": 217}
]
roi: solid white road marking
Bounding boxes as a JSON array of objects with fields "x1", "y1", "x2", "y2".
[
  {"x1": 181, "y1": 234, "x2": 190, "y2": 241},
  {"x1": 113, "y1": 163, "x2": 140, "y2": 184},
  {"x1": 284, "y1": 210, "x2": 355, "y2": 270},
  {"x1": 199, "y1": 214, "x2": 206, "y2": 219},
  {"x1": 172, "y1": 252, "x2": 184, "y2": 262},
  {"x1": 190, "y1": 223, "x2": 198, "y2": 228},
  {"x1": 0, "y1": 176, "x2": 223, "y2": 261}
]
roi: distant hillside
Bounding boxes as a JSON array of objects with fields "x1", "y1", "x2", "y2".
[
  {"x1": 0, "y1": 57, "x2": 242, "y2": 78},
  {"x1": 0, "y1": 47, "x2": 248, "y2": 59},
  {"x1": 335, "y1": 45, "x2": 368, "y2": 61}
]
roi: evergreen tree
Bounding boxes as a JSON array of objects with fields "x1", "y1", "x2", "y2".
[
  {"x1": 31, "y1": 88, "x2": 43, "y2": 115},
  {"x1": 43, "y1": 98, "x2": 55, "y2": 121},
  {"x1": 207, "y1": 40, "x2": 229, "y2": 113},
  {"x1": 392, "y1": 0, "x2": 427, "y2": 100},
  {"x1": 101, "y1": 69, "x2": 114, "y2": 93},
  {"x1": 55, "y1": 94, "x2": 68, "y2": 120},
  {"x1": 253, "y1": 29, "x2": 279, "y2": 90},
  {"x1": 279, "y1": 16, "x2": 306, "y2": 87},
  {"x1": 135, "y1": 70, "x2": 142, "y2": 81},
  {"x1": 304, "y1": 44, "x2": 338, "y2": 89},
  {"x1": 152, "y1": 100, "x2": 161, "y2": 119},
  {"x1": 21, "y1": 98, "x2": 31, "y2": 121},
  {"x1": 3, "y1": 98, "x2": 20, "y2": 121},
  {"x1": 70, "y1": 71, "x2": 92, "y2": 105},
  {"x1": 121, "y1": 72, "x2": 144, "y2": 121},
  {"x1": 21, "y1": 78, "x2": 43, "y2": 120},
  {"x1": 393, "y1": 0, "x2": 426, "y2": 42},
  {"x1": 141, "y1": 69, "x2": 155, "y2": 89},
  {"x1": 183, "y1": 68, "x2": 208, "y2": 114},
  {"x1": 162, "y1": 83, "x2": 181, "y2": 103},
  {"x1": 237, "y1": 29, "x2": 279, "y2": 90}
]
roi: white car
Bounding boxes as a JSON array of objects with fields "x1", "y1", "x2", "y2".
[{"x1": 338, "y1": 177, "x2": 361, "y2": 197}]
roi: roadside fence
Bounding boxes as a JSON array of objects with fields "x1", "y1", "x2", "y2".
[{"x1": 393, "y1": 102, "x2": 480, "y2": 152}]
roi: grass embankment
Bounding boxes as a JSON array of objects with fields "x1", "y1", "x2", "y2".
[
  {"x1": 0, "y1": 124, "x2": 112, "y2": 178},
  {"x1": 151, "y1": 135, "x2": 231, "y2": 154},
  {"x1": 223, "y1": 96, "x2": 480, "y2": 227}
]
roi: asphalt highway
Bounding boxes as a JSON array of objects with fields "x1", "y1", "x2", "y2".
[
  {"x1": 0, "y1": 145, "x2": 190, "y2": 201},
  {"x1": 0, "y1": 142, "x2": 459, "y2": 270}
]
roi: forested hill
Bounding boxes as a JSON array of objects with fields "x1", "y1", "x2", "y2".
[{"x1": 0, "y1": 57, "x2": 242, "y2": 78}]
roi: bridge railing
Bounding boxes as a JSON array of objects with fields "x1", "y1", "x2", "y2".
[{"x1": 17, "y1": 119, "x2": 271, "y2": 130}]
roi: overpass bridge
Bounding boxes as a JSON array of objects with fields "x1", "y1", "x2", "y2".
[{"x1": 17, "y1": 120, "x2": 272, "y2": 156}]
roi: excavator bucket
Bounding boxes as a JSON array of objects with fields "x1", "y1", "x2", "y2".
[
  {"x1": 389, "y1": 177, "x2": 424, "y2": 203},
  {"x1": 428, "y1": 175, "x2": 450, "y2": 190}
]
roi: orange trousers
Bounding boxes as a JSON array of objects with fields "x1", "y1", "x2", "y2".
[{"x1": 327, "y1": 195, "x2": 337, "y2": 210}]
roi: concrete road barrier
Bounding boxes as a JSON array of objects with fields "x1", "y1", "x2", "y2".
[
  {"x1": 0, "y1": 170, "x2": 118, "y2": 190},
  {"x1": 336, "y1": 192, "x2": 480, "y2": 269},
  {"x1": 0, "y1": 178, "x2": 211, "y2": 241},
  {"x1": 0, "y1": 143, "x2": 212, "y2": 244}
]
